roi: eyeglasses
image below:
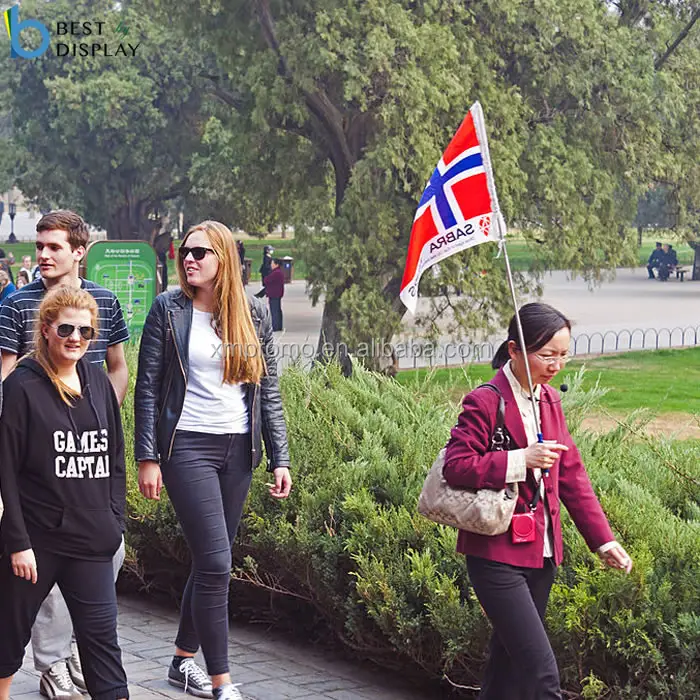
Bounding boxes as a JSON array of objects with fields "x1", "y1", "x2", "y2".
[
  {"x1": 532, "y1": 353, "x2": 570, "y2": 366},
  {"x1": 53, "y1": 324, "x2": 96, "y2": 340},
  {"x1": 179, "y1": 246, "x2": 215, "y2": 261}
]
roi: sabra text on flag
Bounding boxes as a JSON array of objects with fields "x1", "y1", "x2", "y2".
[{"x1": 399, "y1": 101, "x2": 504, "y2": 314}]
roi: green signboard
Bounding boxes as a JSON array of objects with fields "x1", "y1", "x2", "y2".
[{"x1": 84, "y1": 241, "x2": 157, "y2": 334}]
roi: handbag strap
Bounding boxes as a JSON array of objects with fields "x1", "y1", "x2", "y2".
[
  {"x1": 475, "y1": 383, "x2": 509, "y2": 451},
  {"x1": 476, "y1": 384, "x2": 541, "y2": 509}
]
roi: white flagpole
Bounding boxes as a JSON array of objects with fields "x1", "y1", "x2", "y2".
[{"x1": 497, "y1": 216, "x2": 544, "y2": 443}]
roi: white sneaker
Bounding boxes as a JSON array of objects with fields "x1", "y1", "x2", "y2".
[
  {"x1": 39, "y1": 662, "x2": 84, "y2": 700},
  {"x1": 67, "y1": 642, "x2": 87, "y2": 693},
  {"x1": 213, "y1": 684, "x2": 243, "y2": 700}
]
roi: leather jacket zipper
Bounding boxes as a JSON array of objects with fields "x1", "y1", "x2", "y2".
[
  {"x1": 251, "y1": 384, "x2": 257, "y2": 458},
  {"x1": 250, "y1": 321, "x2": 263, "y2": 462},
  {"x1": 167, "y1": 310, "x2": 188, "y2": 460}
]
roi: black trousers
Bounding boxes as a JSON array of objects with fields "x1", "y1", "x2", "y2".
[
  {"x1": 268, "y1": 297, "x2": 283, "y2": 331},
  {"x1": 466, "y1": 556, "x2": 561, "y2": 700},
  {"x1": 0, "y1": 550, "x2": 128, "y2": 700},
  {"x1": 162, "y1": 430, "x2": 253, "y2": 676}
]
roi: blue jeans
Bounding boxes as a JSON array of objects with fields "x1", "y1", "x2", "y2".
[{"x1": 163, "y1": 430, "x2": 253, "y2": 676}]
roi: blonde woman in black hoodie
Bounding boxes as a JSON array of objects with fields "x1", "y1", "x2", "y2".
[{"x1": 0, "y1": 287, "x2": 128, "y2": 700}]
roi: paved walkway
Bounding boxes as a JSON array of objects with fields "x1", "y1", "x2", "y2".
[
  {"x1": 14, "y1": 596, "x2": 431, "y2": 700},
  {"x1": 262, "y1": 266, "x2": 700, "y2": 370}
]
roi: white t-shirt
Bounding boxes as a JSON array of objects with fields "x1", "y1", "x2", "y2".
[{"x1": 177, "y1": 309, "x2": 249, "y2": 434}]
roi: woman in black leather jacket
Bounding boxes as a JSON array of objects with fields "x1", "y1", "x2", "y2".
[{"x1": 134, "y1": 221, "x2": 291, "y2": 700}]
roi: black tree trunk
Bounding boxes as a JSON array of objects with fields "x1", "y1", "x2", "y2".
[
  {"x1": 315, "y1": 299, "x2": 353, "y2": 377},
  {"x1": 689, "y1": 241, "x2": 700, "y2": 281}
]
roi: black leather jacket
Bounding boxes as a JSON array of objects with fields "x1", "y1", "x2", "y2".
[{"x1": 134, "y1": 290, "x2": 290, "y2": 472}]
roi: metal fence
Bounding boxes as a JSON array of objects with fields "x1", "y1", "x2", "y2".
[{"x1": 395, "y1": 325, "x2": 700, "y2": 369}]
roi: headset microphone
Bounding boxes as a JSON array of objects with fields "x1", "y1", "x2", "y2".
[{"x1": 559, "y1": 384, "x2": 568, "y2": 393}]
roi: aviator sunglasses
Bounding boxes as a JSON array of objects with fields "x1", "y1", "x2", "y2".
[
  {"x1": 53, "y1": 324, "x2": 96, "y2": 340},
  {"x1": 179, "y1": 246, "x2": 215, "y2": 261}
]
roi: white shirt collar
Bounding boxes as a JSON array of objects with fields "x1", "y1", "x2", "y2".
[{"x1": 503, "y1": 360, "x2": 541, "y2": 403}]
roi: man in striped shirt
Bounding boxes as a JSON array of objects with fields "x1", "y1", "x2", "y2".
[
  {"x1": 0, "y1": 211, "x2": 129, "y2": 399},
  {"x1": 0, "y1": 210, "x2": 129, "y2": 700}
]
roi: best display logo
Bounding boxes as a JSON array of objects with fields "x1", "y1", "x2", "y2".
[
  {"x1": 4, "y1": 5, "x2": 50, "y2": 59},
  {"x1": 4, "y1": 5, "x2": 139, "y2": 59}
]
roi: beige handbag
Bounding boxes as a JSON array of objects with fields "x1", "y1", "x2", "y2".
[{"x1": 418, "y1": 384, "x2": 518, "y2": 535}]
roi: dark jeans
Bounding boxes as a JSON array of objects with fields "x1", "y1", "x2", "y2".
[
  {"x1": 466, "y1": 556, "x2": 561, "y2": 700},
  {"x1": 163, "y1": 430, "x2": 253, "y2": 676},
  {"x1": 0, "y1": 550, "x2": 128, "y2": 700},
  {"x1": 647, "y1": 263, "x2": 656, "y2": 279},
  {"x1": 268, "y1": 297, "x2": 283, "y2": 331}
]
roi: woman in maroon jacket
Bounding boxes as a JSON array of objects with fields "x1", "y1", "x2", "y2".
[
  {"x1": 444, "y1": 303, "x2": 632, "y2": 700},
  {"x1": 262, "y1": 260, "x2": 285, "y2": 332}
]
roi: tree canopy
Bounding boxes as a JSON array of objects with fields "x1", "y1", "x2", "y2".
[
  {"x1": 144, "y1": 0, "x2": 700, "y2": 363},
  {"x1": 3, "y1": 0, "x2": 206, "y2": 238},
  {"x1": 4, "y1": 0, "x2": 700, "y2": 357}
]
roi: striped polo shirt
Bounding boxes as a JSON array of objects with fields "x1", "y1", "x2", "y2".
[{"x1": 0, "y1": 278, "x2": 130, "y2": 364}]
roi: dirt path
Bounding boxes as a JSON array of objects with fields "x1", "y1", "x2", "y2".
[{"x1": 581, "y1": 412, "x2": 700, "y2": 440}]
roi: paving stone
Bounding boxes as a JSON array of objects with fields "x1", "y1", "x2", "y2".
[
  {"x1": 244, "y1": 659, "x2": 319, "y2": 678},
  {"x1": 117, "y1": 628, "x2": 162, "y2": 644},
  {"x1": 300, "y1": 680, "x2": 365, "y2": 694},
  {"x1": 131, "y1": 645, "x2": 179, "y2": 662},
  {"x1": 241, "y1": 678, "x2": 318, "y2": 699},
  {"x1": 12, "y1": 595, "x2": 432, "y2": 700},
  {"x1": 224, "y1": 663, "x2": 270, "y2": 685},
  {"x1": 139, "y1": 678, "x2": 192, "y2": 699},
  {"x1": 6, "y1": 674, "x2": 39, "y2": 696},
  {"x1": 326, "y1": 691, "x2": 378, "y2": 700},
  {"x1": 128, "y1": 691, "x2": 173, "y2": 700},
  {"x1": 121, "y1": 639, "x2": 175, "y2": 655},
  {"x1": 226, "y1": 650, "x2": 271, "y2": 664}
]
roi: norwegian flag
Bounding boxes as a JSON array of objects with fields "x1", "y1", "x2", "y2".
[{"x1": 400, "y1": 102, "x2": 504, "y2": 314}]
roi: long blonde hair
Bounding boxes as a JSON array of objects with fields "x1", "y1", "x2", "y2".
[
  {"x1": 30, "y1": 286, "x2": 99, "y2": 405},
  {"x1": 176, "y1": 221, "x2": 264, "y2": 384}
]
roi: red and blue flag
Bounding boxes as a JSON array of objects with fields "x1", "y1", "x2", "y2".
[{"x1": 400, "y1": 102, "x2": 504, "y2": 314}]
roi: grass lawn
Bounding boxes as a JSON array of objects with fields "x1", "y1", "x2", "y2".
[
  {"x1": 0, "y1": 242, "x2": 39, "y2": 272},
  {"x1": 502, "y1": 234, "x2": 694, "y2": 271},
  {"x1": 395, "y1": 347, "x2": 700, "y2": 416}
]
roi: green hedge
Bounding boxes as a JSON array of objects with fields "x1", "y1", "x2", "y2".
[{"x1": 121, "y1": 349, "x2": 700, "y2": 698}]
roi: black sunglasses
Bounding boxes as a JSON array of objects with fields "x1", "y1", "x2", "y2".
[
  {"x1": 179, "y1": 246, "x2": 215, "y2": 261},
  {"x1": 53, "y1": 324, "x2": 96, "y2": 340}
]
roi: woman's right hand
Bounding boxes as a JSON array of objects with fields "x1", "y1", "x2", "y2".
[
  {"x1": 138, "y1": 460, "x2": 163, "y2": 500},
  {"x1": 524, "y1": 442, "x2": 569, "y2": 470},
  {"x1": 11, "y1": 549, "x2": 37, "y2": 584}
]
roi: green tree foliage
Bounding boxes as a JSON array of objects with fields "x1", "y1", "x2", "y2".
[
  {"x1": 121, "y1": 351, "x2": 700, "y2": 697},
  {"x1": 143, "y1": 0, "x2": 700, "y2": 365},
  {"x1": 641, "y1": 2, "x2": 700, "y2": 273},
  {"x1": 5, "y1": 0, "x2": 205, "y2": 238}
]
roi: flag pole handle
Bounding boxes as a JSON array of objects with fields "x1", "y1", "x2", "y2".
[{"x1": 497, "y1": 218, "x2": 548, "y2": 472}]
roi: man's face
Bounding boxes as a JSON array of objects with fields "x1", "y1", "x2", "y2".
[
  {"x1": 36, "y1": 229, "x2": 84, "y2": 281},
  {"x1": 22, "y1": 255, "x2": 31, "y2": 268},
  {"x1": 663, "y1": 244, "x2": 670, "y2": 253}
]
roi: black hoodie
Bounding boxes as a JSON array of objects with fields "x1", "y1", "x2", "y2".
[{"x1": 0, "y1": 357, "x2": 125, "y2": 561}]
